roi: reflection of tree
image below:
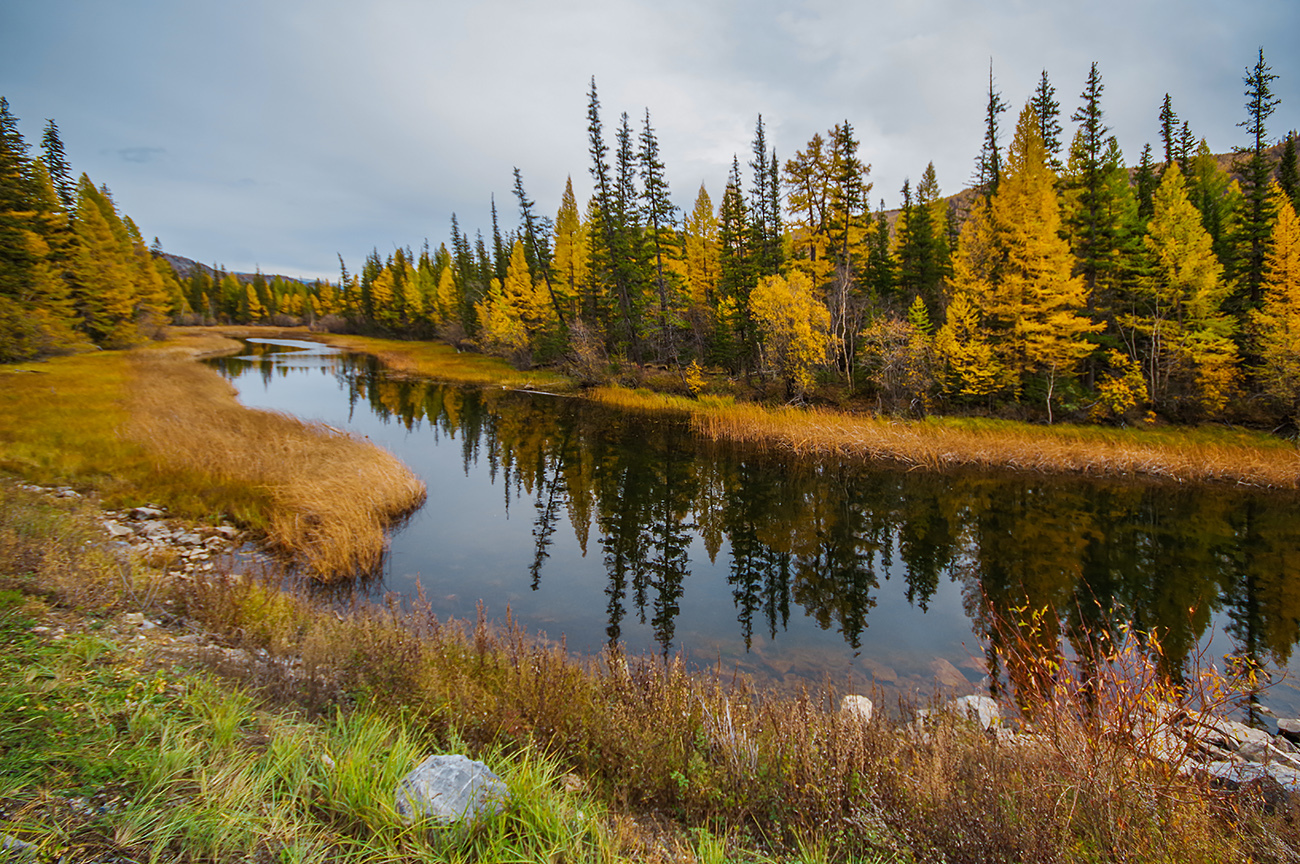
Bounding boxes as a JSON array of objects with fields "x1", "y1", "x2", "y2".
[
  {"x1": 720, "y1": 459, "x2": 789, "y2": 649},
  {"x1": 1222, "y1": 498, "x2": 1300, "y2": 720},
  {"x1": 215, "y1": 347, "x2": 1300, "y2": 694},
  {"x1": 791, "y1": 467, "x2": 883, "y2": 652}
]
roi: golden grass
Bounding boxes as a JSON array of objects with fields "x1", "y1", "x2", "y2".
[
  {"x1": 124, "y1": 352, "x2": 426, "y2": 578},
  {"x1": 593, "y1": 386, "x2": 1300, "y2": 488},
  {"x1": 0, "y1": 329, "x2": 425, "y2": 580}
]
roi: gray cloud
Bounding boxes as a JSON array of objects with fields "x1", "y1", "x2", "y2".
[
  {"x1": 115, "y1": 146, "x2": 166, "y2": 163},
  {"x1": 2, "y1": 0, "x2": 1297, "y2": 280}
]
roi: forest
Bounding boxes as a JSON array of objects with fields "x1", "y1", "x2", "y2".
[{"x1": 3, "y1": 51, "x2": 1299, "y2": 429}]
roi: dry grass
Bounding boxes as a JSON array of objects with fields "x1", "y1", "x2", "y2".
[
  {"x1": 0, "y1": 330, "x2": 425, "y2": 580},
  {"x1": 3, "y1": 484, "x2": 1293, "y2": 862},
  {"x1": 125, "y1": 351, "x2": 425, "y2": 579},
  {"x1": 593, "y1": 387, "x2": 1300, "y2": 489}
]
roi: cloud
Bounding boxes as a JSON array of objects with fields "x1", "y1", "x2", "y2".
[{"x1": 114, "y1": 147, "x2": 166, "y2": 164}]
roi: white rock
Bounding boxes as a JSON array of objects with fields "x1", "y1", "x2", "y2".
[
  {"x1": 948, "y1": 695, "x2": 1001, "y2": 730},
  {"x1": 395, "y1": 754, "x2": 509, "y2": 823},
  {"x1": 839, "y1": 695, "x2": 874, "y2": 724}
]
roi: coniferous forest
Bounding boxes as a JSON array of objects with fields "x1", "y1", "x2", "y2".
[{"x1": 5, "y1": 52, "x2": 1300, "y2": 429}]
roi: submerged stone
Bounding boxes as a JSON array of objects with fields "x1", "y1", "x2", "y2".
[{"x1": 395, "y1": 754, "x2": 509, "y2": 823}]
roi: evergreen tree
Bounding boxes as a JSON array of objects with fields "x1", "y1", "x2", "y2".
[
  {"x1": 639, "y1": 109, "x2": 683, "y2": 359},
  {"x1": 1135, "y1": 143, "x2": 1158, "y2": 221},
  {"x1": 38, "y1": 119, "x2": 74, "y2": 213},
  {"x1": 748, "y1": 115, "x2": 782, "y2": 277},
  {"x1": 862, "y1": 201, "x2": 895, "y2": 307},
  {"x1": 974, "y1": 61, "x2": 1007, "y2": 197},
  {"x1": 1031, "y1": 69, "x2": 1063, "y2": 170},
  {"x1": 1175, "y1": 121, "x2": 1196, "y2": 173},
  {"x1": 896, "y1": 165, "x2": 948, "y2": 318},
  {"x1": 490, "y1": 195, "x2": 508, "y2": 285},
  {"x1": 1232, "y1": 48, "x2": 1282, "y2": 310},
  {"x1": 511, "y1": 167, "x2": 566, "y2": 329},
  {"x1": 1062, "y1": 63, "x2": 1122, "y2": 307},
  {"x1": 1158, "y1": 94, "x2": 1179, "y2": 169},
  {"x1": 717, "y1": 157, "x2": 752, "y2": 369},
  {"x1": 1279, "y1": 131, "x2": 1299, "y2": 213}
]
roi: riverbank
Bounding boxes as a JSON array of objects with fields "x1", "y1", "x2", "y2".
[
  {"x1": 0, "y1": 330, "x2": 425, "y2": 580},
  {"x1": 3, "y1": 482, "x2": 1296, "y2": 863},
  {"x1": 202, "y1": 326, "x2": 1300, "y2": 490}
]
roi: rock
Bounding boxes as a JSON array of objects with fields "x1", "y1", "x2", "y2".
[
  {"x1": 130, "y1": 506, "x2": 165, "y2": 520},
  {"x1": 122, "y1": 613, "x2": 156, "y2": 630},
  {"x1": 102, "y1": 519, "x2": 135, "y2": 538},
  {"x1": 1203, "y1": 759, "x2": 1300, "y2": 796},
  {"x1": 395, "y1": 754, "x2": 509, "y2": 823},
  {"x1": 948, "y1": 695, "x2": 1001, "y2": 730},
  {"x1": 175, "y1": 533, "x2": 203, "y2": 546},
  {"x1": 929, "y1": 658, "x2": 967, "y2": 687},
  {"x1": 839, "y1": 695, "x2": 874, "y2": 724},
  {"x1": 139, "y1": 521, "x2": 174, "y2": 541},
  {"x1": 1277, "y1": 718, "x2": 1300, "y2": 744},
  {"x1": 0, "y1": 832, "x2": 36, "y2": 858},
  {"x1": 212, "y1": 525, "x2": 239, "y2": 540},
  {"x1": 1191, "y1": 715, "x2": 1273, "y2": 752}
]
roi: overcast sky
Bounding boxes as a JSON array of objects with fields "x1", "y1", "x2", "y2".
[{"x1": 3, "y1": 0, "x2": 1297, "y2": 280}]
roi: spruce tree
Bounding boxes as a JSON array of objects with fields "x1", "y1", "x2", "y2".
[
  {"x1": 1232, "y1": 47, "x2": 1281, "y2": 310},
  {"x1": 1064, "y1": 62, "x2": 1115, "y2": 301},
  {"x1": 39, "y1": 119, "x2": 74, "y2": 212},
  {"x1": 639, "y1": 109, "x2": 681, "y2": 357},
  {"x1": 1158, "y1": 94, "x2": 1179, "y2": 169},
  {"x1": 974, "y1": 62, "x2": 1007, "y2": 197},
  {"x1": 1031, "y1": 70, "x2": 1063, "y2": 170},
  {"x1": 1279, "y1": 131, "x2": 1299, "y2": 213},
  {"x1": 1135, "y1": 143, "x2": 1157, "y2": 221}
]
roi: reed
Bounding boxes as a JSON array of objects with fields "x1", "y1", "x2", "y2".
[
  {"x1": 124, "y1": 351, "x2": 426, "y2": 578},
  {"x1": 0, "y1": 332, "x2": 425, "y2": 579},
  {"x1": 593, "y1": 386, "x2": 1300, "y2": 489}
]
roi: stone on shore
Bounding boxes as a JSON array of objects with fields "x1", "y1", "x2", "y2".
[{"x1": 395, "y1": 754, "x2": 509, "y2": 824}]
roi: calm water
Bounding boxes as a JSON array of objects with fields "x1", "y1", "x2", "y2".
[{"x1": 209, "y1": 339, "x2": 1300, "y2": 713}]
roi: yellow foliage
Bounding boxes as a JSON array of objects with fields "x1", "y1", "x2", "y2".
[
  {"x1": 1251, "y1": 191, "x2": 1300, "y2": 421},
  {"x1": 934, "y1": 292, "x2": 1002, "y2": 398},
  {"x1": 748, "y1": 270, "x2": 831, "y2": 396}
]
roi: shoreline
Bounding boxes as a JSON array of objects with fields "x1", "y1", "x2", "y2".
[{"x1": 195, "y1": 325, "x2": 1300, "y2": 491}]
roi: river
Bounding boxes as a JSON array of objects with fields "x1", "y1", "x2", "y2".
[{"x1": 209, "y1": 338, "x2": 1300, "y2": 715}]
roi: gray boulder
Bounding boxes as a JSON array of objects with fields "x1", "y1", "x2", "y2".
[
  {"x1": 395, "y1": 754, "x2": 509, "y2": 823},
  {"x1": 948, "y1": 695, "x2": 1001, "y2": 730}
]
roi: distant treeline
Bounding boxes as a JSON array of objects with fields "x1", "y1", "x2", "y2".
[
  {"x1": 333, "y1": 52, "x2": 1300, "y2": 427},
  {"x1": 4, "y1": 51, "x2": 1300, "y2": 429}
]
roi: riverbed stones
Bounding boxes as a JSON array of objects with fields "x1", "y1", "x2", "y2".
[{"x1": 395, "y1": 754, "x2": 509, "y2": 823}]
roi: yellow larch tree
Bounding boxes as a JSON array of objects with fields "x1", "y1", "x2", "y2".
[
  {"x1": 551, "y1": 177, "x2": 589, "y2": 321},
  {"x1": 1134, "y1": 162, "x2": 1239, "y2": 416},
  {"x1": 1251, "y1": 188, "x2": 1300, "y2": 426},
  {"x1": 748, "y1": 269, "x2": 831, "y2": 399},
  {"x1": 682, "y1": 183, "x2": 719, "y2": 308},
  {"x1": 950, "y1": 103, "x2": 1100, "y2": 419},
  {"x1": 934, "y1": 291, "x2": 1002, "y2": 399}
]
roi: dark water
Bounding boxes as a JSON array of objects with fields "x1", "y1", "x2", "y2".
[{"x1": 209, "y1": 339, "x2": 1300, "y2": 713}]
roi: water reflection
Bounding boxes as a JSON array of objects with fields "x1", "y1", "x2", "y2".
[{"x1": 209, "y1": 341, "x2": 1300, "y2": 711}]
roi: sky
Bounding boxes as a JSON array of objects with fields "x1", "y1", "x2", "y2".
[{"x1": 3, "y1": 0, "x2": 1298, "y2": 281}]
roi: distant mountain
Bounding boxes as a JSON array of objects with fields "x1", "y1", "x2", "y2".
[{"x1": 155, "y1": 252, "x2": 317, "y2": 286}]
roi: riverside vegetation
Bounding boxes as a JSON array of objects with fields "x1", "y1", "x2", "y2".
[{"x1": 3, "y1": 334, "x2": 1300, "y2": 862}]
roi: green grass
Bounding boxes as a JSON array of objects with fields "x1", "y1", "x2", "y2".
[{"x1": 0, "y1": 600, "x2": 618, "y2": 862}]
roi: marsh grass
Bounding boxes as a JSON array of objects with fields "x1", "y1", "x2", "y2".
[
  {"x1": 0, "y1": 332, "x2": 426, "y2": 579},
  {"x1": 125, "y1": 351, "x2": 426, "y2": 578},
  {"x1": 592, "y1": 386, "x2": 1300, "y2": 488}
]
